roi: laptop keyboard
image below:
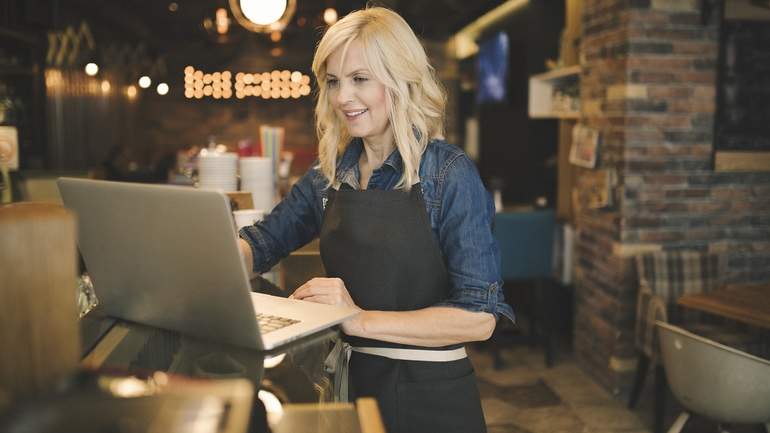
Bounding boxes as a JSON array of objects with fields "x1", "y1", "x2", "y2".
[{"x1": 256, "y1": 313, "x2": 300, "y2": 334}]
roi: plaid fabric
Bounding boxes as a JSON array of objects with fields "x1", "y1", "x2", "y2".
[
  {"x1": 634, "y1": 251, "x2": 724, "y2": 360},
  {"x1": 636, "y1": 251, "x2": 723, "y2": 301}
]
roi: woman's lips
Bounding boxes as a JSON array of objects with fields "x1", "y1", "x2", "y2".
[{"x1": 344, "y1": 109, "x2": 368, "y2": 120}]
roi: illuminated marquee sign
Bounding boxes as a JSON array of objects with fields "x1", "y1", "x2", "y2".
[{"x1": 184, "y1": 66, "x2": 312, "y2": 100}]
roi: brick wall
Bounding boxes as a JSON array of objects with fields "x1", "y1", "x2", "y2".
[{"x1": 575, "y1": 0, "x2": 770, "y2": 395}]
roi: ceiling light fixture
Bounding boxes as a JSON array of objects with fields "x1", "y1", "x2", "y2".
[
  {"x1": 242, "y1": 0, "x2": 285, "y2": 24},
  {"x1": 229, "y1": 0, "x2": 296, "y2": 33}
]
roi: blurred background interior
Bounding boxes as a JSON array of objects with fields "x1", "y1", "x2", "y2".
[{"x1": 1, "y1": 1, "x2": 770, "y2": 432}]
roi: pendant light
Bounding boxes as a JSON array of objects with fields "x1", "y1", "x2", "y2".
[{"x1": 229, "y1": 0, "x2": 297, "y2": 33}]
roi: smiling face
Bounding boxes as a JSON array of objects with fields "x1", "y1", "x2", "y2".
[{"x1": 325, "y1": 39, "x2": 392, "y2": 148}]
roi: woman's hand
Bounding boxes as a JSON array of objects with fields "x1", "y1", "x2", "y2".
[
  {"x1": 291, "y1": 277, "x2": 363, "y2": 335},
  {"x1": 291, "y1": 277, "x2": 358, "y2": 308}
]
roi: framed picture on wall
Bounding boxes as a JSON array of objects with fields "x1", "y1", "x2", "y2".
[
  {"x1": 569, "y1": 123, "x2": 599, "y2": 168},
  {"x1": 573, "y1": 168, "x2": 614, "y2": 210}
]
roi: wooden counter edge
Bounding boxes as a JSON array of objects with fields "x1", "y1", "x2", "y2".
[{"x1": 356, "y1": 397, "x2": 386, "y2": 433}]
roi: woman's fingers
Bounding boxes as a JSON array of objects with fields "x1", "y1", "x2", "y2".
[
  {"x1": 293, "y1": 278, "x2": 346, "y2": 299},
  {"x1": 291, "y1": 277, "x2": 356, "y2": 308},
  {"x1": 294, "y1": 288, "x2": 343, "y2": 304},
  {"x1": 300, "y1": 295, "x2": 333, "y2": 304}
]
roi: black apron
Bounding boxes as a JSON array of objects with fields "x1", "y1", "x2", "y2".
[{"x1": 319, "y1": 184, "x2": 487, "y2": 433}]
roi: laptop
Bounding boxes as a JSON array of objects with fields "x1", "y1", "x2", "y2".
[{"x1": 58, "y1": 178, "x2": 358, "y2": 350}]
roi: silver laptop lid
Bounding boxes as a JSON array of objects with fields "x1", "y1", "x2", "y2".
[{"x1": 58, "y1": 178, "x2": 263, "y2": 349}]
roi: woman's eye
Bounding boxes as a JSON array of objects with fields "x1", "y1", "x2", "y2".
[
  {"x1": 353, "y1": 76, "x2": 368, "y2": 83},
  {"x1": 327, "y1": 78, "x2": 339, "y2": 88}
]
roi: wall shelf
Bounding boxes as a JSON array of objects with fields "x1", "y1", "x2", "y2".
[
  {"x1": 529, "y1": 65, "x2": 581, "y2": 119},
  {"x1": 532, "y1": 111, "x2": 580, "y2": 119}
]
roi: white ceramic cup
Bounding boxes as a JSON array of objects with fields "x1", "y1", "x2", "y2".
[{"x1": 233, "y1": 209, "x2": 265, "y2": 230}]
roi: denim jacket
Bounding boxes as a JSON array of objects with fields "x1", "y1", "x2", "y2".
[{"x1": 239, "y1": 139, "x2": 515, "y2": 322}]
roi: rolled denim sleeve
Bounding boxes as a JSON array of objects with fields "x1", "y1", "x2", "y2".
[
  {"x1": 433, "y1": 155, "x2": 515, "y2": 323},
  {"x1": 238, "y1": 166, "x2": 325, "y2": 274}
]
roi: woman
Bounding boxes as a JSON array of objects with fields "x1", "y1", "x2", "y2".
[{"x1": 238, "y1": 7, "x2": 514, "y2": 433}]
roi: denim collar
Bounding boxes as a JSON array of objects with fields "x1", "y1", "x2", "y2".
[{"x1": 335, "y1": 138, "x2": 404, "y2": 188}]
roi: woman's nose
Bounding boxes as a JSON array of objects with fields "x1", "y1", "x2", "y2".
[{"x1": 335, "y1": 81, "x2": 352, "y2": 105}]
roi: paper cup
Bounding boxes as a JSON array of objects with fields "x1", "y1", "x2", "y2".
[{"x1": 233, "y1": 209, "x2": 265, "y2": 230}]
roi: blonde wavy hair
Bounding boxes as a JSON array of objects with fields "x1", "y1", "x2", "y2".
[{"x1": 311, "y1": 6, "x2": 447, "y2": 189}]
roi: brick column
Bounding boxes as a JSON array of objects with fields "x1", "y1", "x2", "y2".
[{"x1": 574, "y1": 0, "x2": 770, "y2": 396}]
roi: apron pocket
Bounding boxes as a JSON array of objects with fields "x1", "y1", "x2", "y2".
[{"x1": 396, "y1": 370, "x2": 486, "y2": 433}]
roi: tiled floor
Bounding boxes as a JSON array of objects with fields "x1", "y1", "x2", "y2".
[
  {"x1": 469, "y1": 343, "x2": 768, "y2": 433},
  {"x1": 469, "y1": 344, "x2": 652, "y2": 433}
]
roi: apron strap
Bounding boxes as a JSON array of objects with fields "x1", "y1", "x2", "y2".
[
  {"x1": 324, "y1": 338, "x2": 353, "y2": 402},
  {"x1": 352, "y1": 346, "x2": 467, "y2": 362}
]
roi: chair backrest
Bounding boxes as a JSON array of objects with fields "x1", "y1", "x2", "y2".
[
  {"x1": 636, "y1": 250, "x2": 724, "y2": 302},
  {"x1": 493, "y1": 209, "x2": 555, "y2": 280},
  {"x1": 634, "y1": 250, "x2": 724, "y2": 359},
  {"x1": 656, "y1": 321, "x2": 770, "y2": 424}
]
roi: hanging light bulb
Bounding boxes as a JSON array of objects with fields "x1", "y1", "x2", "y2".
[
  {"x1": 85, "y1": 63, "x2": 99, "y2": 76},
  {"x1": 215, "y1": 8, "x2": 230, "y2": 34},
  {"x1": 138, "y1": 76, "x2": 152, "y2": 89},
  {"x1": 323, "y1": 8, "x2": 338, "y2": 25},
  {"x1": 156, "y1": 83, "x2": 169, "y2": 95},
  {"x1": 126, "y1": 85, "x2": 138, "y2": 99}
]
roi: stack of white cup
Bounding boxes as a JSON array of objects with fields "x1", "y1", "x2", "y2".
[
  {"x1": 233, "y1": 209, "x2": 265, "y2": 230},
  {"x1": 198, "y1": 151, "x2": 238, "y2": 191},
  {"x1": 239, "y1": 156, "x2": 275, "y2": 212}
]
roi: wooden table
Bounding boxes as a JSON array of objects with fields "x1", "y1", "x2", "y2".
[{"x1": 678, "y1": 283, "x2": 770, "y2": 329}]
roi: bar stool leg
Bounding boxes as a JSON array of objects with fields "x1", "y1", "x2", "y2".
[
  {"x1": 666, "y1": 412, "x2": 689, "y2": 433},
  {"x1": 654, "y1": 364, "x2": 667, "y2": 433},
  {"x1": 541, "y1": 280, "x2": 555, "y2": 368},
  {"x1": 628, "y1": 353, "x2": 649, "y2": 408}
]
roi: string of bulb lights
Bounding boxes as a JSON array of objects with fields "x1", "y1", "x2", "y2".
[{"x1": 83, "y1": 61, "x2": 169, "y2": 97}]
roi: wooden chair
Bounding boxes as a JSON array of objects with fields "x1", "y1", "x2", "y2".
[{"x1": 0, "y1": 203, "x2": 81, "y2": 409}]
